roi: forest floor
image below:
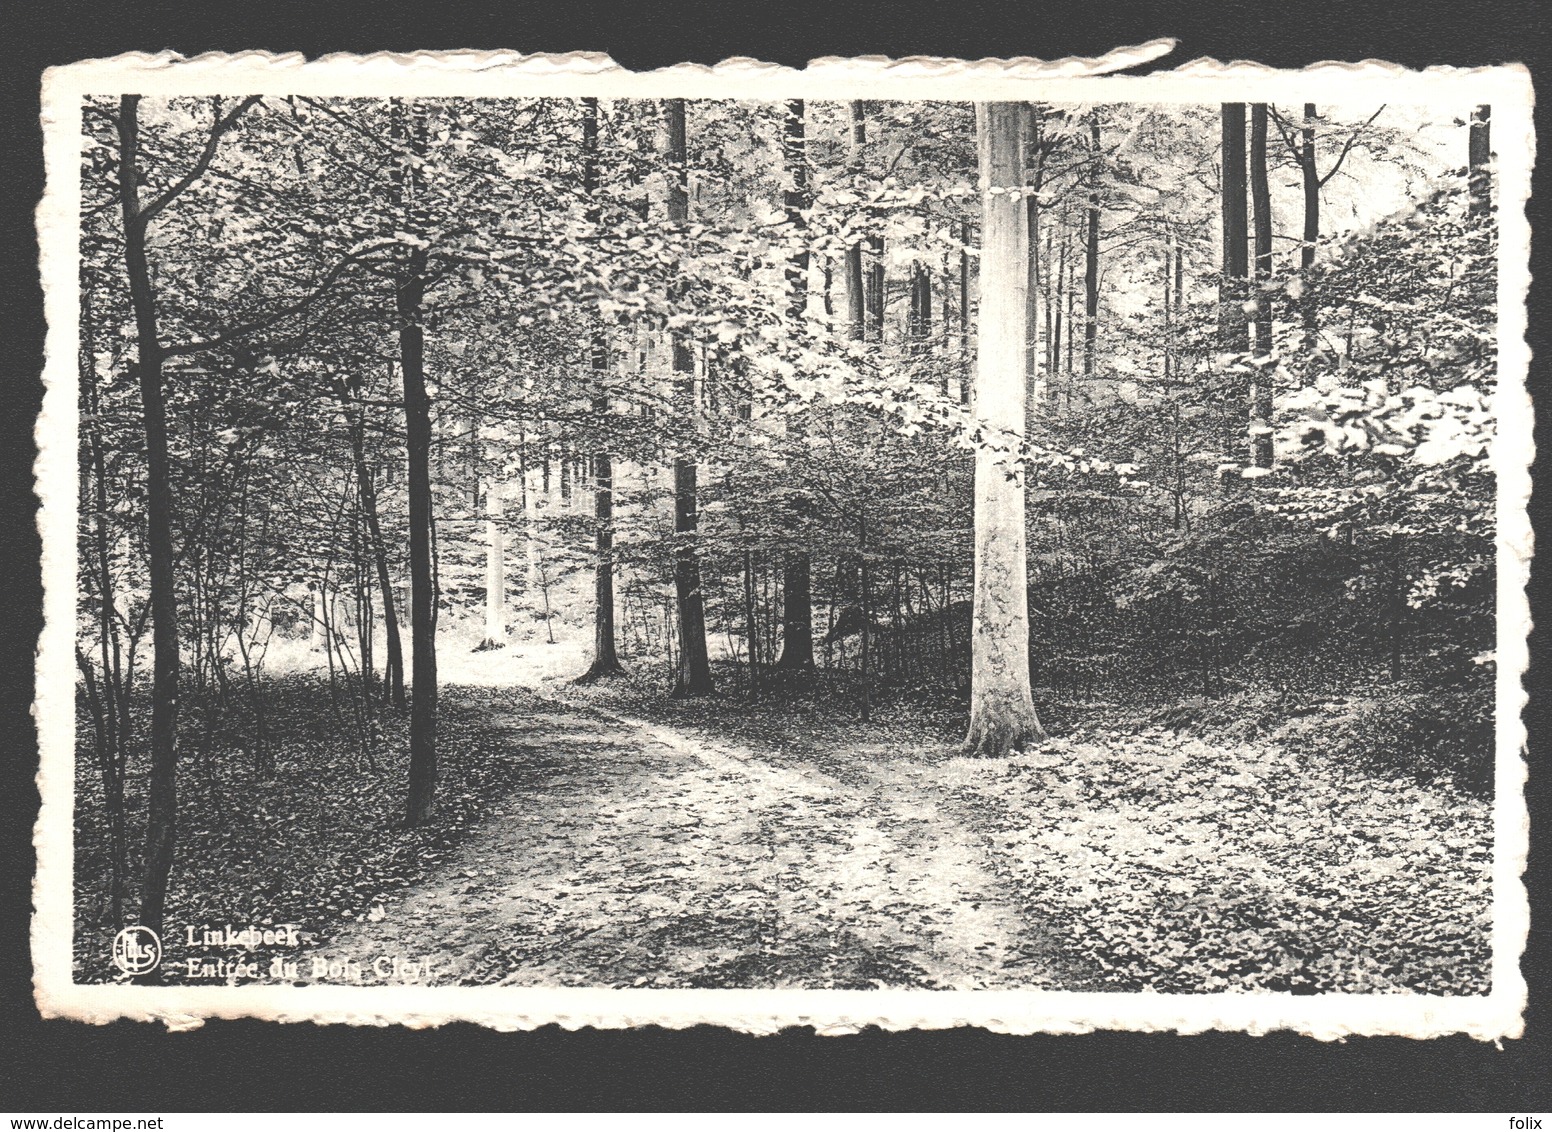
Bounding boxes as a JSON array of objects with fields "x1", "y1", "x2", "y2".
[
  {"x1": 74, "y1": 632, "x2": 1494, "y2": 994},
  {"x1": 280, "y1": 634, "x2": 1490, "y2": 994}
]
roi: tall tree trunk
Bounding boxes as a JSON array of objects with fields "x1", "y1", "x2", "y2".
[
  {"x1": 1250, "y1": 104, "x2": 1275, "y2": 469},
  {"x1": 776, "y1": 98, "x2": 815, "y2": 672},
  {"x1": 395, "y1": 100, "x2": 438, "y2": 827},
  {"x1": 1299, "y1": 104, "x2": 1320, "y2": 350},
  {"x1": 1469, "y1": 104, "x2": 1492, "y2": 218},
  {"x1": 1024, "y1": 104, "x2": 1045, "y2": 403},
  {"x1": 310, "y1": 582, "x2": 327, "y2": 650},
  {"x1": 521, "y1": 434, "x2": 540, "y2": 596},
  {"x1": 401, "y1": 249, "x2": 436, "y2": 824},
  {"x1": 959, "y1": 217, "x2": 971, "y2": 403},
  {"x1": 743, "y1": 550, "x2": 760, "y2": 696},
  {"x1": 846, "y1": 102, "x2": 867, "y2": 343},
  {"x1": 1052, "y1": 220, "x2": 1066, "y2": 408},
  {"x1": 1063, "y1": 240, "x2": 1076, "y2": 405},
  {"x1": 113, "y1": 91, "x2": 261, "y2": 943},
  {"x1": 481, "y1": 478, "x2": 506, "y2": 648},
  {"x1": 964, "y1": 102, "x2": 1045, "y2": 757},
  {"x1": 858, "y1": 517, "x2": 872, "y2": 723},
  {"x1": 115, "y1": 95, "x2": 181, "y2": 945},
  {"x1": 1083, "y1": 119, "x2": 1101, "y2": 382},
  {"x1": 868, "y1": 153, "x2": 886, "y2": 346},
  {"x1": 577, "y1": 96, "x2": 623, "y2": 681},
  {"x1": 1219, "y1": 103, "x2": 1250, "y2": 355},
  {"x1": 910, "y1": 263, "x2": 932, "y2": 353},
  {"x1": 1043, "y1": 217, "x2": 1056, "y2": 392},
  {"x1": 81, "y1": 280, "x2": 129, "y2": 926},
  {"x1": 1162, "y1": 229, "x2": 1174, "y2": 382},
  {"x1": 665, "y1": 98, "x2": 713, "y2": 695},
  {"x1": 1220, "y1": 103, "x2": 1251, "y2": 474}
]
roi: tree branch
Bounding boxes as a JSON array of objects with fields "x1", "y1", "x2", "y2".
[
  {"x1": 1266, "y1": 106, "x2": 1304, "y2": 163},
  {"x1": 161, "y1": 241, "x2": 397, "y2": 358},
  {"x1": 1319, "y1": 106, "x2": 1387, "y2": 188},
  {"x1": 138, "y1": 95, "x2": 264, "y2": 227}
]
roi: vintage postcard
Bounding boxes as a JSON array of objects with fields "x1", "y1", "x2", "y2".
[{"x1": 33, "y1": 47, "x2": 1532, "y2": 1036}]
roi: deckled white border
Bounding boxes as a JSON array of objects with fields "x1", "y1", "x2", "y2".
[{"x1": 33, "y1": 48, "x2": 1534, "y2": 1037}]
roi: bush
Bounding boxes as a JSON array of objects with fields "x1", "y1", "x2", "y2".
[
  {"x1": 1308, "y1": 681, "x2": 1494, "y2": 797},
  {"x1": 1150, "y1": 675, "x2": 1494, "y2": 798}
]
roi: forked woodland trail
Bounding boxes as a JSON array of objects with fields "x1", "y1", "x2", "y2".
[{"x1": 298, "y1": 690, "x2": 1087, "y2": 990}]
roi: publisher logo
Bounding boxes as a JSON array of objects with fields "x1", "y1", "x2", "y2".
[{"x1": 111, "y1": 925, "x2": 161, "y2": 975}]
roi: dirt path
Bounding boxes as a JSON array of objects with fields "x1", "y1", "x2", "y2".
[{"x1": 296, "y1": 692, "x2": 1086, "y2": 990}]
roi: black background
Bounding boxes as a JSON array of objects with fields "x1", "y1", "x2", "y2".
[{"x1": 2, "y1": 0, "x2": 1548, "y2": 1111}]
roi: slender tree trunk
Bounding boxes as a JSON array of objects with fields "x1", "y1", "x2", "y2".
[
  {"x1": 115, "y1": 95, "x2": 182, "y2": 944},
  {"x1": 868, "y1": 149, "x2": 886, "y2": 345},
  {"x1": 743, "y1": 550, "x2": 760, "y2": 697},
  {"x1": 1250, "y1": 104, "x2": 1275, "y2": 468},
  {"x1": 1299, "y1": 104, "x2": 1320, "y2": 350},
  {"x1": 401, "y1": 250, "x2": 436, "y2": 824},
  {"x1": 81, "y1": 284, "x2": 128, "y2": 925},
  {"x1": 1219, "y1": 102, "x2": 1252, "y2": 475},
  {"x1": 577, "y1": 96, "x2": 623, "y2": 681},
  {"x1": 1083, "y1": 119, "x2": 1101, "y2": 383},
  {"x1": 1024, "y1": 104, "x2": 1045, "y2": 402},
  {"x1": 665, "y1": 98, "x2": 713, "y2": 695},
  {"x1": 310, "y1": 582, "x2": 327, "y2": 650},
  {"x1": 910, "y1": 263, "x2": 933, "y2": 354},
  {"x1": 481, "y1": 479, "x2": 507, "y2": 649},
  {"x1": 394, "y1": 100, "x2": 438, "y2": 827},
  {"x1": 846, "y1": 102, "x2": 867, "y2": 343},
  {"x1": 1469, "y1": 104, "x2": 1492, "y2": 218},
  {"x1": 1162, "y1": 229, "x2": 1173, "y2": 383},
  {"x1": 1220, "y1": 103, "x2": 1251, "y2": 355},
  {"x1": 1052, "y1": 222, "x2": 1066, "y2": 408},
  {"x1": 521, "y1": 435, "x2": 540, "y2": 596},
  {"x1": 858, "y1": 517, "x2": 872, "y2": 723},
  {"x1": 959, "y1": 217, "x2": 972, "y2": 404},
  {"x1": 964, "y1": 102, "x2": 1045, "y2": 757},
  {"x1": 353, "y1": 503, "x2": 374, "y2": 695},
  {"x1": 1043, "y1": 218, "x2": 1056, "y2": 387},
  {"x1": 348, "y1": 413, "x2": 405, "y2": 709},
  {"x1": 1063, "y1": 243, "x2": 1076, "y2": 407},
  {"x1": 776, "y1": 98, "x2": 815, "y2": 672}
]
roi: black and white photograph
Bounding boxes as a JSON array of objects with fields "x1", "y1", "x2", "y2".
[{"x1": 30, "y1": 52, "x2": 1532, "y2": 1037}]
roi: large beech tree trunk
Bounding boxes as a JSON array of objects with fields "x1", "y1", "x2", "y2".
[
  {"x1": 964, "y1": 102, "x2": 1045, "y2": 757},
  {"x1": 1250, "y1": 104, "x2": 1275, "y2": 468},
  {"x1": 775, "y1": 98, "x2": 815, "y2": 672},
  {"x1": 665, "y1": 99, "x2": 713, "y2": 695}
]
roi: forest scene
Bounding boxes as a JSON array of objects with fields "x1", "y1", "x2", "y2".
[{"x1": 70, "y1": 91, "x2": 1499, "y2": 995}]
